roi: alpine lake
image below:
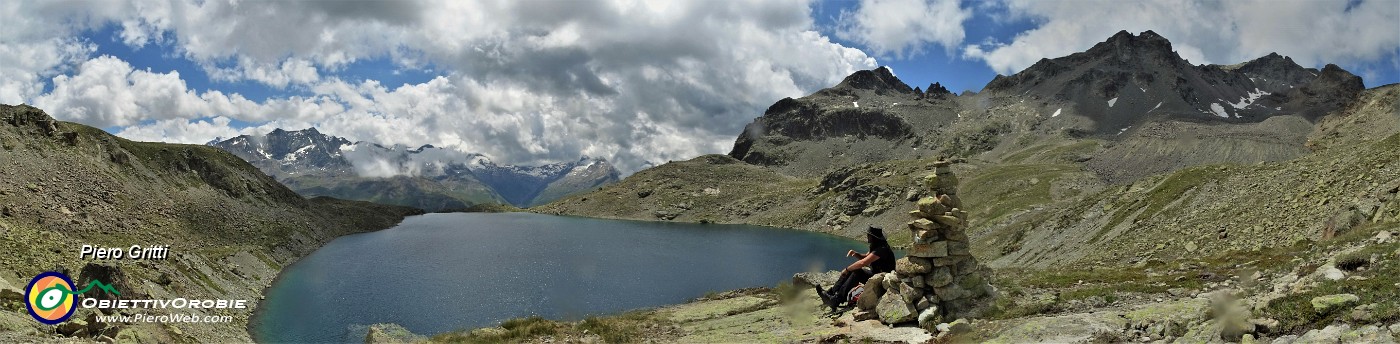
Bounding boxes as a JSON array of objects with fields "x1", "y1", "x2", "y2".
[{"x1": 251, "y1": 212, "x2": 864, "y2": 342}]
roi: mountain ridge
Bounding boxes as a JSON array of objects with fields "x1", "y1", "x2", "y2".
[
  {"x1": 726, "y1": 30, "x2": 1365, "y2": 184},
  {"x1": 210, "y1": 128, "x2": 620, "y2": 210}
]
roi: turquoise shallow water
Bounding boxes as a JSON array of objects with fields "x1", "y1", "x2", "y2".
[{"x1": 251, "y1": 212, "x2": 864, "y2": 343}]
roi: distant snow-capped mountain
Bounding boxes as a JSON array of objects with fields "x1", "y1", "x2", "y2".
[{"x1": 209, "y1": 129, "x2": 619, "y2": 210}]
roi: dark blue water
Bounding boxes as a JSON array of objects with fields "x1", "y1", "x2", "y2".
[{"x1": 251, "y1": 213, "x2": 863, "y2": 343}]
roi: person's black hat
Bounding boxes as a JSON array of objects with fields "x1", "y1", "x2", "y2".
[{"x1": 866, "y1": 225, "x2": 886, "y2": 242}]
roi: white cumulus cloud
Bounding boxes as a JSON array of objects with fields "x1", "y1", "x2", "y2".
[
  {"x1": 836, "y1": 0, "x2": 972, "y2": 59},
  {"x1": 9, "y1": 0, "x2": 879, "y2": 174}
]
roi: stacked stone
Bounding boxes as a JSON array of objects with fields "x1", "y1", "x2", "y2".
[{"x1": 855, "y1": 160, "x2": 993, "y2": 326}]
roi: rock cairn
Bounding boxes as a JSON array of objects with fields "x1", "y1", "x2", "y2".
[{"x1": 855, "y1": 160, "x2": 993, "y2": 326}]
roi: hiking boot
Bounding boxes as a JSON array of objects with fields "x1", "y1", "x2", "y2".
[
  {"x1": 814, "y1": 285, "x2": 831, "y2": 304},
  {"x1": 815, "y1": 286, "x2": 842, "y2": 313}
]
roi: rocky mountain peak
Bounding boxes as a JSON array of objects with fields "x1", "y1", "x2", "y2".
[
  {"x1": 836, "y1": 66, "x2": 914, "y2": 94},
  {"x1": 926, "y1": 82, "x2": 952, "y2": 97},
  {"x1": 1236, "y1": 52, "x2": 1311, "y2": 79},
  {"x1": 1085, "y1": 30, "x2": 1180, "y2": 63}
]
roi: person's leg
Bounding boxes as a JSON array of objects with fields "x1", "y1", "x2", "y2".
[
  {"x1": 818, "y1": 270, "x2": 853, "y2": 305},
  {"x1": 833, "y1": 268, "x2": 873, "y2": 306},
  {"x1": 830, "y1": 270, "x2": 852, "y2": 294}
]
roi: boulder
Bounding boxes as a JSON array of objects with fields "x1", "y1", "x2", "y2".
[
  {"x1": 792, "y1": 270, "x2": 841, "y2": 288},
  {"x1": 877, "y1": 291, "x2": 917, "y2": 323},
  {"x1": 1311, "y1": 293, "x2": 1360, "y2": 313},
  {"x1": 917, "y1": 197, "x2": 949, "y2": 216},
  {"x1": 909, "y1": 218, "x2": 937, "y2": 230},
  {"x1": 1294, "y1": 324, "x2": 1349, "y2": 343},
  {"x1": 900, "y1": 282, "x2": 924, "y2": 305},
  {"x1": 925, "y1": 267, "x2": 953, "y2": 287},
  {"x1": 882, "y1": 273, "x2": 899, "y2": 291},
  {"x1": 57, "y1": 318, "x2": 88, "y2": 337},
  {"x1": 1337, "y1": 325, "x2": 1390, "y2": 343},
  {"x1": 908, "y1": 241, "x2": 949, "y2": 258},
  {"x1": 917, "y1": 306, "x2": 942, "y2": 328},
  {"x1": 896, "y1": 257, "x2": 933, "y2": 276},
  {"x1": 936, "y1": 318, "x2": 972, "y2": 335},
  {"x1": 857, "y1": 273, "x2": 886, "y2": 310},
  {"x1": 364, "y1": 323, "x2": 427, "y2": 343}
]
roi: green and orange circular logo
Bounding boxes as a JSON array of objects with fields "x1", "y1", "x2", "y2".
[{"x1": 25, "y1": 271, "x2": 77, "y2": 324}]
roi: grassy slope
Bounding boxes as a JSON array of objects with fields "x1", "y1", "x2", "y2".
[
  {"x1": 979, "y1": 85, "x2": 1400, "y2": 269},
  {"x1": 0, "y1": 105, "x2": 421, "y2": 342},
  {"x1": 535, "y1": 138, "x2": 1104, "y2": 252}
]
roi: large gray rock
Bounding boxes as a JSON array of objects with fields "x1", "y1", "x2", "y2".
[
  {"x1": 877, "y1": 291, "x2": 917, "y2": 324},
  {"x1": 857, "y1": 273, "x2": 886, "y2": 311},
  {"x1": 881, "y1": 272, "x2": 900, "y2": 291},
  {"x1": 56, "y1": 319, "x2": 88, "y2": 337},
  {"x1": 1294, "y1": 324, "x2": 1349, "y2": 343},
  {"x1": 900, "y1": 281, "x2": 924, "y2": 305},
  {"x1": 908, "y1": 241, "x2": 948, "y2": 258},
  {"x1": 924, "y1": 267, "x2": 953, "y2": 287},
  {"x1": 917, "y1": 306, "x2": 942, "y2": 328},
  {"x1": 895, "y1": 257, "x2": 933, "y2": 276},
  {"x1": 791, "y1": 270, "x2": 841, "y2": 288},
  {"x1": 936, "y1": 318, "x2": 973, "y2": 336},
  {"x1": 364, "y1": 323, "x2": 427, "y2": 343},
  {"x1": 1337, "y1": 325, "x2": 1393, "y2": 343}
]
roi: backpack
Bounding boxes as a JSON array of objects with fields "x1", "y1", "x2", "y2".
[{"x1": 848, "y1": 283, "x2": 865, "y2": 303}]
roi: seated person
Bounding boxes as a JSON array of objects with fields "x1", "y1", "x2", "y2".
[{"x1": 816, "y1": 225, "x2": 895, "y2": 311}]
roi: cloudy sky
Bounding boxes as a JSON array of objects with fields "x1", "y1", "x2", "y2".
[{"x1": 4, "y1": 0, "x2": 1398, "y2": 174}]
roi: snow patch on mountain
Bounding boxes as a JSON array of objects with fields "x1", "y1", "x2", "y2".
[
  {"x1": 1209, "y1": 103, "x2": 1231, "y2": 118},
  {"x1": 1107, "y1": 97, "x2": 1118, "y2": 107},
  {"x1": 1229, "y1": 89, "x2": 1270, "y2": 109}
]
